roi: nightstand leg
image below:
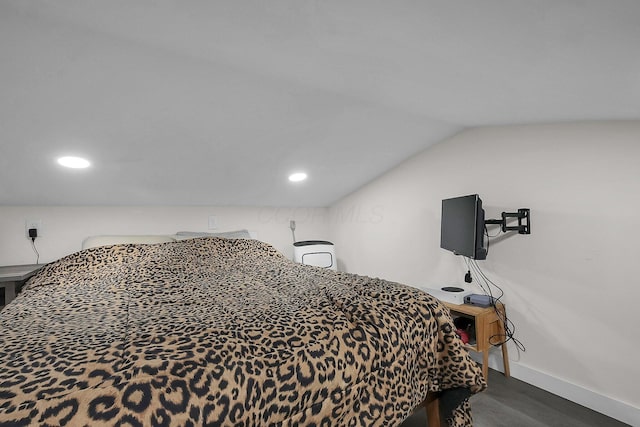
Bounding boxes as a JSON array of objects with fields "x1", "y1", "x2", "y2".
[
  {"x1": 423, "y1": 393, "x2": 445, "y2": 427},
  {"x1": 501, "y1": 343, "x2": 511, "y2": 377},
  {"x1": 482, "y1": 350, "x2": 489, "y2": 380}
]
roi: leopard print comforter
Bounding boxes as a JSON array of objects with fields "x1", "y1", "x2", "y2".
[{"x1": 0, "y1": 238, "x2": 485, "y2": 426}]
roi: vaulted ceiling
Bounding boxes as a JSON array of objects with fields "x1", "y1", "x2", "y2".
[{"x1": 1, "y1": 1, "x2": 639, "y2": 206}]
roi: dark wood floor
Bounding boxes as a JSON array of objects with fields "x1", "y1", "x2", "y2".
[{"x1": 401, "y1": 370, "x2": 629, "y2": 427}]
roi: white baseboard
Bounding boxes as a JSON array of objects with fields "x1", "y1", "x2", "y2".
[{"x1": 468, "y1": 350, "x2": 639, "y2": 426}]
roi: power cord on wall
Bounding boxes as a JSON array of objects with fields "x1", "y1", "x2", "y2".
[
  {"x1": 29, "y1": 228, "x2": 40, "y2": 264},
  {"x1": 289, "y1": 220, "x2": 297, "y2": 243},
  {"x1": 463, "y1": 256, "x2": 525, "y2": 352}
]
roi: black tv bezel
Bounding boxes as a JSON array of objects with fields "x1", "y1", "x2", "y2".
[{"x1": 440, "y1": 194, "x2": 487, "y2": 260}]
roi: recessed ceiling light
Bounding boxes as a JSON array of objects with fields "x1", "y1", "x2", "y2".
[
  {"x1": 288, "y1": 172, "x2": 307, "y2": 182},
  {"x1": 57, "y1": 156, "x2": 91, "y2": 169}
]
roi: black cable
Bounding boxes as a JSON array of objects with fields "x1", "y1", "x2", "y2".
[
  {"x1": 463, "y1": 257, "x2": 490, "y2": 296},
  {"x1": 31, "y1": 238, "x2": 40, "y2": 264},
  {"x1": 467, "y1": 258, "x2": 525, "y2": 352},
  {"x1": 484, "y1": 225, "x2": 490, "y2": 256},
  {"x1": 467, "y1": 225, "x2": 525, "y2": 351},
  {"x1": 484, "y1": 224, "x2": 502, "y2": 256}
]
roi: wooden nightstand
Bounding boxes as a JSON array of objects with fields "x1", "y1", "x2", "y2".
[
  {"x1": 0, "y1": 264, "x2": 43, "y2": 309},
  {"x1": 442, "y1": 301, "x2": 511, "y2": 381}
]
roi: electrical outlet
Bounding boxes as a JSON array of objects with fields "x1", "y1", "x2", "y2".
[{"x1": 25, "y1": 219, "x2": 42, "y2": 238}]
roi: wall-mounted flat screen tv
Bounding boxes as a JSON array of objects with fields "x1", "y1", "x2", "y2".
[{"x1": 440, "y1": 194, "x2": 487, "y2": 260}]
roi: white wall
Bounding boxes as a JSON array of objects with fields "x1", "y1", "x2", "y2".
[
  {"x1": 2, "y1": 121, "x2": 638, "y2": 424},
  {"x1": 328, "y1": 121, "x2": 640, "y2": 425},
  {"x1": 0, "y1": 206, "x2": 329, "y2": 265}
]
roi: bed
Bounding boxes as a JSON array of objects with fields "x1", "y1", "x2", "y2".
[{"x1": 0, "y1": 237, "x2": 485, "y2": 426}]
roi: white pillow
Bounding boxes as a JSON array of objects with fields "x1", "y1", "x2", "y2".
[
  {"x1": 174, "y1": 230, "x2": 252, "y2": 240},
  {"x1": 82, "y1": 235, "x2": 176, "y2": 250}
]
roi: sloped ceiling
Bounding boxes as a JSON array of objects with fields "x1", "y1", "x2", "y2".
[{"x1": 1, "y1": 1, "x2": 639, "y2": 206}]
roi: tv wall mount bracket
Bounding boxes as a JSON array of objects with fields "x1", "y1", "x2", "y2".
[{"x1": 485, "y1": 208, "x2": 531, "y2": 234}]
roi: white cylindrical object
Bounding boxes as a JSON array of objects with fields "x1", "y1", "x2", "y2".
[{"x1": 293, "y1": 240, "x2": 336, "y2": 270}]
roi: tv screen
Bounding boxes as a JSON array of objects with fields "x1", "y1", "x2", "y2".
[{"x1": 440, "y1": 194, "x2": 487, "y2": 260}]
